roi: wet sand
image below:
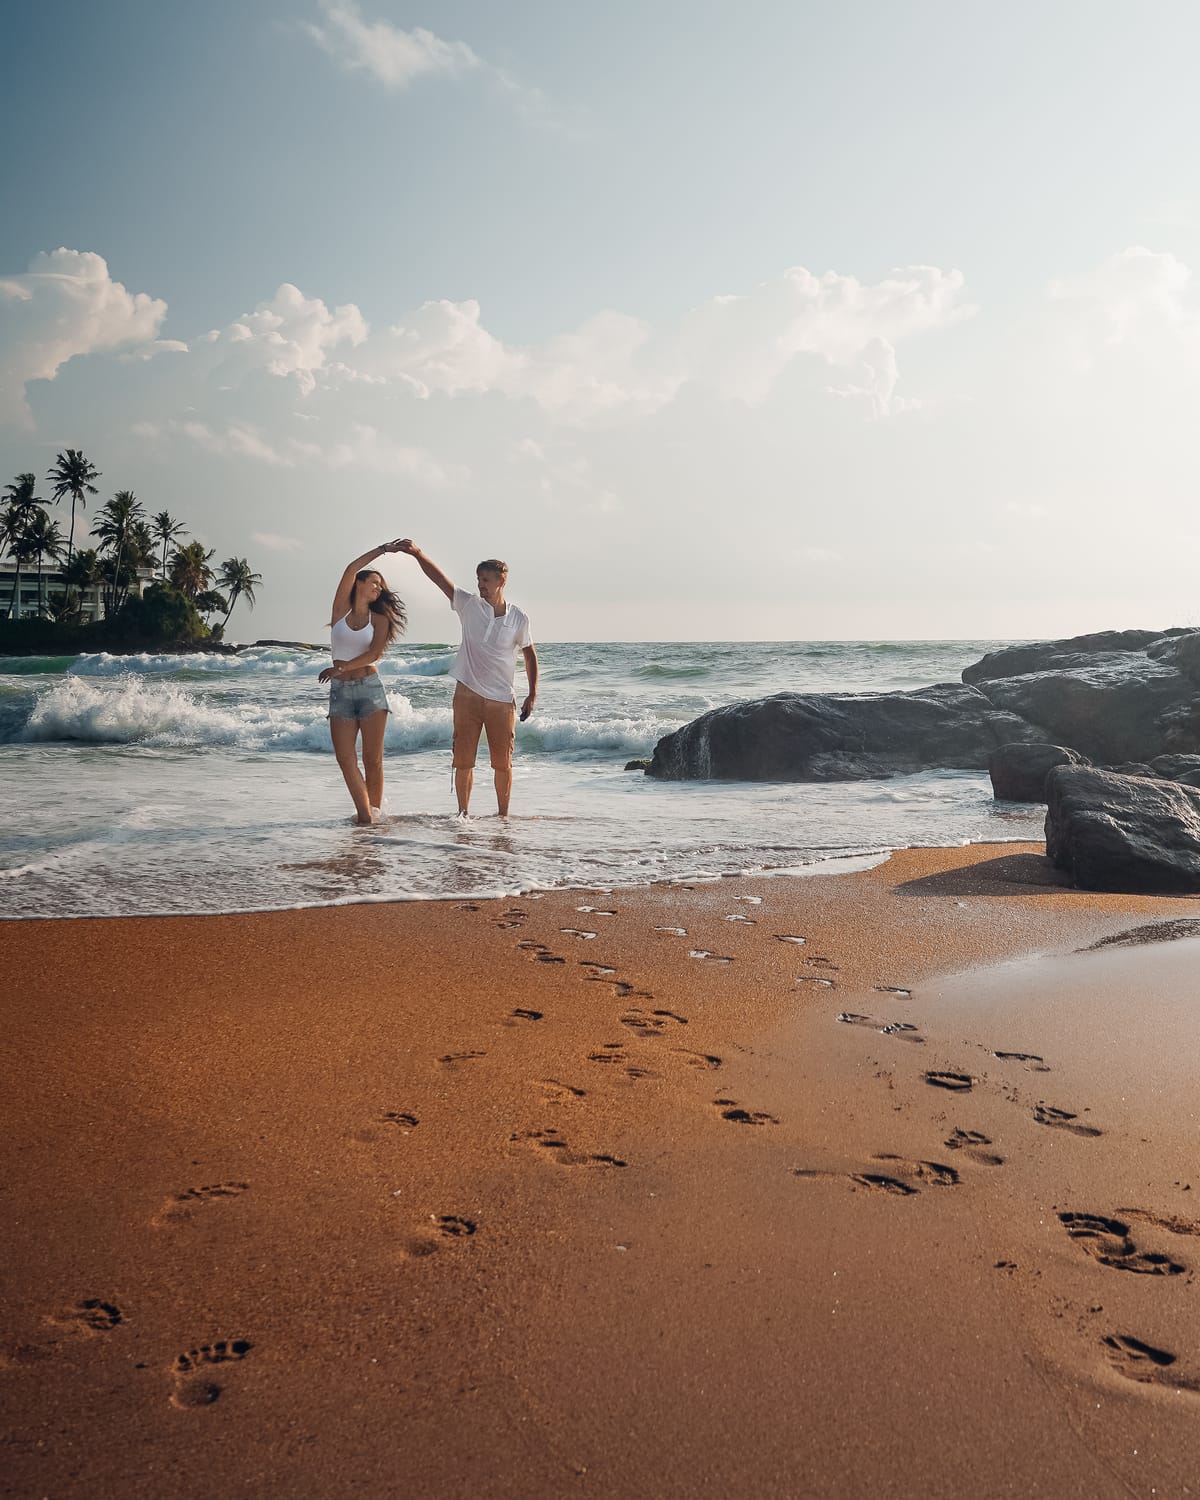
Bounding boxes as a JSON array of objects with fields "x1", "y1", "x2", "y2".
[{"x1": 2, "y1": 841, "x2": 1200, "y2": 1498}]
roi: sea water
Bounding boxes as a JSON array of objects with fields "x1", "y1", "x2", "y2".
[{"x1": 0, "y1": 640, "x2": 1043, "y2": 918}]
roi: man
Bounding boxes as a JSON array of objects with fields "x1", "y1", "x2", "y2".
[{"x1": 398, "y1": 542, "x2": 538, "y2": 817}]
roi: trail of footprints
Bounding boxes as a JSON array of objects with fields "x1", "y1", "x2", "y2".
[{"x1": 27, "y1": 895, "x2": 1197, "y2": 1418}]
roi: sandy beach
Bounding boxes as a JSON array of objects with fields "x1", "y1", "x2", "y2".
[{"x1": 3, "y1": 841, "x2": 1200, "y2": 1498}]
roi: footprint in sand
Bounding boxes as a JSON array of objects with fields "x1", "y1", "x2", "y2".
[
  {"x1": 511, "y1": 1129, "x2": 627, "y2": 1168},
  {"x1": 381, "y1": 1110, "x2": 420, "y2": 1130},
  {"x1": 673, "y1": 1048, "x2": 722, "y2": 1071},
  {"x1": 580, "y1": 962, "x2": 618, "y2": 977},
  {"x1": 795, "y1": 975, "x2": 836, "y2": 989},
  {"x1": 560, "y1": 928, "x2": 598, "y2": 940},
  {"x1": 1103, "y1": 1334, "x2": 1200, "y2": 1391},
  {"x1": 1034, "y1": 1103, "x2": 1101, "y2": 1136},
  {"x1": 837, "y1": 1012, "x2": 924, "y2": 1043},
  {"x1": 689, "y1": 950, "x2": 733, "y2": 963},
  {"x1": 505, "y1": 1008, "x2": 544, "y2": 1025},
  {"x1": 733, "y1": 895, "x2": 763, "y2": 906},
  {"x1": 620, "y1": 1007, "x2": 688, "y2": 1035},
  {"x1": 588, "y1": 1043, "x2": 629, "y2": 1064},
  {"x1": 803, "y1": 956, "x2": 838, "y2": 970},
  {"x1": 1118, "y1": 1208, "x2": 1200, "y2": 1237},
  {"x1": 438, "y1": 1050, "x2": 487, "y2": 1069},
  {"x1": 875, "y1": 985, "x2": 912, "y2": 997},
  {"x1": 992, "y1": 1050, "x2": 1050, "y2": 1073},
  {"x1": 399, "y1": 1215, "x2": 478, "y2": 1260},
  {"x1": 944, "y1": 1128, "x2": 1005, "y2": 1166},
  {"x1": 655, "y1": 926, "x2": 688, "y2": 937},
  {"x1": 713, "y1": 1098, "x2": 779, "y2": 1126},
  {"x1": 925, "y1": 1071, "x2": 975, "y2": 1092},
  {"x1": 455, "y1": 903, "x2": 480, "y2": 912},
  {"x1": 516, "y1": 940, "x2": 566, "y2": 964},
  {"x1": 169, "y1": 1339, "x2": 252, "y2": 1409},
  {"x1": 576, "y1": 907, "x2": 616, "y2": 917},
  {"x1": 539, "y1": 1079, "x2": 587, "y2": 1102},
  {"x1": 50, "y1": 1299, "x2": 123, "y2": 1334},
  {"x1": 1058, "y1": 1213, "x2": 1185, "y2": 1275},
  {"x1": 154, "y1": 1182, "x2": 249, "y2": 1225},
  {"x1": 775, "y1": 934, "x2": 807, "y2": 945},
  {"x1": 724, "y1": 914, "x2": 756, "y2": 924},
  {"x1": 794, "y1": 1156, "x2": 958, "y2": 1194}
]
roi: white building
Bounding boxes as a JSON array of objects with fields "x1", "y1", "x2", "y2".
[{"x1": 0, "y1": 560, "x2": 157, "y2": 624}]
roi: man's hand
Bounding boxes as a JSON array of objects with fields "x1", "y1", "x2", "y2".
[{"x1": 520, "y1": 695, "x2": 535, "y2": 722}]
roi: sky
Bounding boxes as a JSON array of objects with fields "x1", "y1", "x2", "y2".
[{"x1": 3, "y1": 0, "x2": 1200, "y2": 643}]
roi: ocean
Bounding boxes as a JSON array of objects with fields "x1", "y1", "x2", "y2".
[{"x1": 0, "y1": 640, "x2": 1043, "y2": 919}]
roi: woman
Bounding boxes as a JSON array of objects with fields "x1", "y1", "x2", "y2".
[{"x1": 319, "y1": 541, "x2": 407, "y2": 824}]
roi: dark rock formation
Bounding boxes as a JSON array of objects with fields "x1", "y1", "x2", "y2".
[
  {"x1": 989, "y1": 743, "x2": 1088, "y2": 803},
  {"x1": 1045, "y1": 765, "x2": 1200, "y2": 893},
  {"x1": 646, "y1": 627, "x2": 1200, "y2": 784},
  {"x1": 646, "y1": 685, "x2": 1045, "y2": 782},
  {"x1": 969, "y1": 653, "x2": 1195, "y2": 764},
  {"x1": 962, "y1": 629, "x2": 1185, "y2": 686}
]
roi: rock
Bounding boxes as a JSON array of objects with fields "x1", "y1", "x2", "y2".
[
  {"x1": 1045, "y1": 765, "x2": 1200, "y2": 893},
  {"x1": 989, "y1": 743, "x2": 1088, "y2": 802},
  {"x1": 646, "y1": 684, "x2": 1045, "y2": 782},
  {"x1": 971, "y1": 649, "x2": 1200, "y2": 764},
  {"x1": 624, "y1": 758, "x2": 651, "y2": 771},
  {"x1": 1148, "y1": 754, "x2": 1200, "y2": 781},
  {"x1": 963, "y1": 629, "x2": 1185, "y2": 686}
]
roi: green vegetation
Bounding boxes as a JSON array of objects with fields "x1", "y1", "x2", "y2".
[{"x1": 0, "y1": 447, "x2": 264, "y2": 654}]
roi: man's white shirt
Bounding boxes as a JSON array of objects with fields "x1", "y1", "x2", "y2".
[{"x1": 450, "y1": 587, "x2": 533, "y2": 703}]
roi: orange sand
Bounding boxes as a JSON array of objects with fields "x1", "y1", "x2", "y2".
[{"x1": 2, "y1": 842, "x2": 1200, "y2": 1498}]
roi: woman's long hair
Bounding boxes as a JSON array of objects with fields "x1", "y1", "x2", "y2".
[{"x1": 351, "y1": 570, "x2": 407, "y2": 647}]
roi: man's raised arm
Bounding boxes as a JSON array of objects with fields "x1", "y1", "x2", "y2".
[{"x1": 397, "y1": 541, "x2": 454, "y2": 603}]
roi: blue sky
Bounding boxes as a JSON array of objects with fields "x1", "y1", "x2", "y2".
[{"x1": 4, "y1": 2, "x2": 1200, "y2": 640}]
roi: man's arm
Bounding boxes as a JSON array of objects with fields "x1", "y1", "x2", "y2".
[
  {"x1": 397, "y1": 540, "x2": 455, "y2": 603},
  {"x1": 520, "y1": 645, "x2": 539, "y2": 721}
]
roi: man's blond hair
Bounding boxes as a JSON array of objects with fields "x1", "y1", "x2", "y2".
[{"x1": 476, "y1": 559, "x2": 508, "y2": 577}]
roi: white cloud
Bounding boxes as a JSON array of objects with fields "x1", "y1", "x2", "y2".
[
  {"x1": 209, "y1": 283, "x2": 367, "y2": 396},
  {"x1": 342, "y1": 264, "x2": 968, "y2": 423},
  {"x1": 302, "y1": 2, "x2": 480, "y2": 88},
  {"x1": 0, "y1": 248, "x2": 167, "y2": 425},
  {"x1": 252, "y1": 531, "x2": 303, "y2": 552},
  {"x1": 145, "y1": 414, "x2": 461, "y2": 486},
  {"x1": 301, "y1": 2, "x2": 552, "y2": 123},
  {"x1": 1049, "y1": 246, "x2": 1196, "y2": 345}
]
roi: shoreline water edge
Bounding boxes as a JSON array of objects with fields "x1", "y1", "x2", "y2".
[
  {"x1": 0, "y1": 638, "x2": 1046, "y2": 919},
  {"x1": 3, "y1": 844, "x2": 1200, "y2": 1498}
]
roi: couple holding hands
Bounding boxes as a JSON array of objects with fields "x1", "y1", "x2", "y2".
[{"x1": 320, "y1": 539, "x2": 538, "y2": 824}]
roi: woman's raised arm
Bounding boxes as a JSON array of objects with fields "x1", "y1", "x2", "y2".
[{"x1": 330, "y1": 540, "x2": 405, "y2": 623}]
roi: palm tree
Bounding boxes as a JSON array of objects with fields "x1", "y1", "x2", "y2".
[
  {"x1": 92, "y1": 490, "x2": 148, "y2": 616},
  {"x1": 151, "y1": 510, "x2": 188, "y2": 580},
  {"x1": 25, "y1": 510, "x2": 65, "y2": 616},
  {"x1": 59, "y1": 548, "x2": 102, "y2": 623},
  {"x1": 195, "y1": 588, "x2": 228, "y2": 625},
  {"x1": 169, "y1": 540, "x2": 215, "y2": 601},
  {"x1": 217, "y1": 557, "x2": 263, "y2": 631},
  {"x1": 45, "y1": 449, "x2": 101, "y2": 571},
  {"x1": 1, "y1": 475, "x2": 42, "y2": 620},
  {"x1": 0, "y1": 504, "x2": 24, "y2": 619}
]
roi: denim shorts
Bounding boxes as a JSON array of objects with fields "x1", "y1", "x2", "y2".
[{"x1": 328, "y1": 673, "x2": 389, "y2": 720}]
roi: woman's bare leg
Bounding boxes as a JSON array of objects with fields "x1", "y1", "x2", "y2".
[
  {"x1": 330, "y1": 716, "x2": 373, "y2": 823},
  {"x1": 359, "y1": 710, "x2": 388, "y2": 811}
]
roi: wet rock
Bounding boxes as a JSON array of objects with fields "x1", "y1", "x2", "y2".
[
  {"x1": 963, "y1": 630, "x2": 1185, "y2": 686},
  {"x1": 1045, "y1": 765, "x2": 1200, "y2": 893},
  {"x1": 989, "y1": 743, "x2": 1088, "y2": 803},
  {"x1": 646, "y1": 685, "x2": 1044, "y2": 782},
  {"x1": 624, "y1": 758, "x2": 651, "y2": 771}
]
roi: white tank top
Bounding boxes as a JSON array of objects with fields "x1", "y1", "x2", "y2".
[{"x1": 330, "y1": 612, "x2": 375, "y2": 660}]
